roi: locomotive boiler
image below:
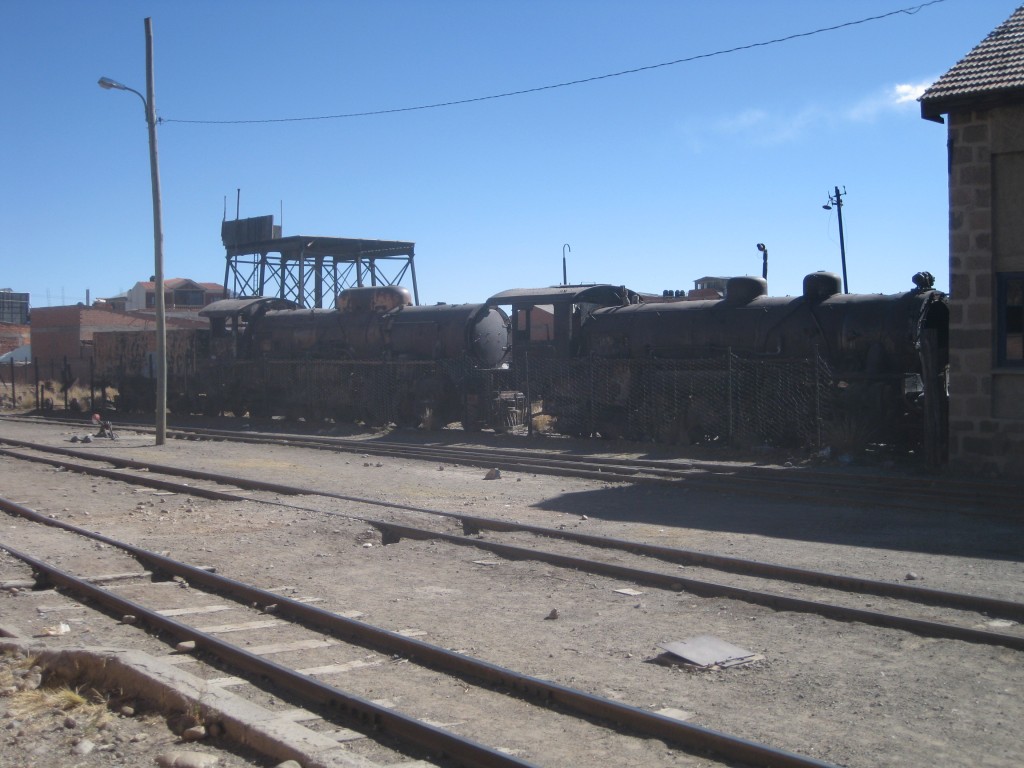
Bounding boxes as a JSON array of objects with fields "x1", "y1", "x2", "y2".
[
  {"x1": 199, "y1": 286, "x2": 511, "y2": 428},
  {"x1": 574, "y1": 271, "x2": 949, "y2": 448}
]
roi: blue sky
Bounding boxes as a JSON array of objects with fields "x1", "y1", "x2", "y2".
[{"x1": 2, "y1": 0, "x2": 1018, "y2": 308}]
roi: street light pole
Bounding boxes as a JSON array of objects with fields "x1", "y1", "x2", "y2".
[
  {"x1": 823, "y1": 186, "x2": 849, "y2": 294},
  {"x1": 98, "y1": 17, "x2": 166, "y2": 445},
  {"x1": 562, "y1": 243, "x2": 570, "y2": 285}
]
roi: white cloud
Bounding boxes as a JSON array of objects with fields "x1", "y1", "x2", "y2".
[
  {"x1": 894, "y1": 82, "x2": 929, "y2": 103},
  {"x1": 679, "y1": 80, "x2": 936, "y2": 150},
  {"x1": 845, "y1": 81, "x2": 933, "y2": 122},
  {"x1": 708, "y1": 105, "x2": 822, "y2": 145},
  {"x1": 713, "y1": 109, "x2": 770, "y2": 134}
]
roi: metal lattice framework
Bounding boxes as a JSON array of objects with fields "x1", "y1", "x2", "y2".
[{"x1": 223, "y1": 228, "x2": 418, "y2": 308}]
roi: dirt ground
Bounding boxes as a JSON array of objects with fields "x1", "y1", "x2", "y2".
[{"x1": 0, "y1": 416, "x2": 1022, "y2": 768}]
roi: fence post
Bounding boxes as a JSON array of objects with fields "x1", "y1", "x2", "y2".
[
  {"x1": 524, "y1": 351, "x2": 532, "y2": 437},
  {"x1": 9, "y1": 358, "x2": 14, "y2": 409},
  {"x1": 588, "y1": 356, "x2": 595, "y2": 438},
  {"x1": 63, "y1": 356, "x2": 69, "y2": 411},
  {"x1": 35, "y1": 357, "x2": 40, "y2": 411},
  {"x1": 89, "y1": 356, "x2": 95, "y2": 413},
  {"x1": 814, "y1": 348, "x2": 822, "y2": 450},
  {"x1": 727, "y1": 348, "x2": 734, "y2": 444}
]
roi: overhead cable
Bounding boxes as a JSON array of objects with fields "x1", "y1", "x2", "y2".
[{"x1": 162, "y1": 0, "x2": 947, "y2": 126}]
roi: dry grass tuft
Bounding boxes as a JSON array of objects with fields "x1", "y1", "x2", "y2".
[{"x1": 1, "y1": 654, "x2": 112, "y2": 732}]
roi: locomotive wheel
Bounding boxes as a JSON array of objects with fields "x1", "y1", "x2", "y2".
[
  {"x1": 395, "y1": 392, "x2": 420, "y2": 428},
  {"x1": 419, "y1": 405, "x2": 438, "y2": 431},
  {"x1": 225, "y1": 401, "x2": 248, "y2": 419}
]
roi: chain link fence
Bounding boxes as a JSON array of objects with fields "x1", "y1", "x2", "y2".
[
  {"x1": 201, "y1": 358, "x2": 524, "y2": 432},
  {"x1": 30, "y1": 347, "x2": 925, "y2": 455},
  {"x1": 519, "y1": 351, "x2": 837, "y2": 450}
]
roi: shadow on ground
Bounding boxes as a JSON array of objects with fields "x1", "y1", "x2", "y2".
[{"x1": 531, "y1": 483, "x2": 1024, "y2": 561}]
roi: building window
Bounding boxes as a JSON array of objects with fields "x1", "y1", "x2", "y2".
[
  {"x1": 997, "y1": 272, "x2": 1024, "y2": 367},
  {"x1": 174, "y1": 289, "x2": 204, "y2": 307},
  {"x1": 145, "y1": 292, "x2": 155, "y2": 308}
]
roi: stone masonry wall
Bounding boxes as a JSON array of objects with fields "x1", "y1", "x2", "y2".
[{"x1": 946, "y1": 105, "x2": 1024, "y2": 475}]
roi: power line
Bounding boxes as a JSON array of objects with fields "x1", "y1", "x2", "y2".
[{"x1": 162, "y1": 0, "x2": 947, "y2": 126}]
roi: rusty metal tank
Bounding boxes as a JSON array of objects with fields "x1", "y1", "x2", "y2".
[
  {"x1": 246, "y1": 287, "x2": 509, "y2": 366},
  {"x1": 581, "y1": 272, "x2": 948, "y2": 378},
  {"x1": 385, "y1": 303, "x2": 509, "y2": 367}
]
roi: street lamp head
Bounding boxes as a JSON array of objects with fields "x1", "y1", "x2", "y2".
[
  {"x1": 98, "y1": 76, "x2": 128, "y2": 90},
  {"x1": 822, "y1": 203, "x2": 832, "y2": 211}
]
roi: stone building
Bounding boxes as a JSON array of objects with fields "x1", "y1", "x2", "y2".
[{"x1": 920, "y1": 6, "x2": 1024, "y2": 475}]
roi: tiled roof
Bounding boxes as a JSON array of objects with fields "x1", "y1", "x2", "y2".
[
  {"x1": 133, "y1": 278, "x2": 225, "y2": 292},
  {"x1": 920, "y1": 6, "x2": 1024, "y2": 120}
]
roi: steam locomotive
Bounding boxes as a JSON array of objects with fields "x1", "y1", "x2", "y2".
[{"x1": 93, "y1": 271, "x2": 948, "y2": 453}]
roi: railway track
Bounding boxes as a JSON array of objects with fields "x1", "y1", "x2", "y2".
[
  {"x1": 2, "y1": 417, "x2": 1022, "y2": 766},
  {"x1": 2, "y1": 438, "x2": 1021, "y2": 651},
  {"x1": 1, "y1": 493, "x2": 839, "y2": 768},
  {"x1": 4, "y1": 413, "x2": 1019, "y2": 517}
]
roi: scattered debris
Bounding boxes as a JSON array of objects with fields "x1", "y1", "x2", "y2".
[
  {"x1": 904, "y1": 572, "x2": 921, "y2": 581},
  {"x1": 38, "y1": 621, "x2": 71, "y2": 636},
  {"x1": 544, "y1": 609, "x2": 559, "y2": 620},
  {"x1": 181, "y1": 724, "x2": 207, "y2": 742},
  {"x1": 614, "y1": 588, "x2": 643, "y2": 597},
  {"x1": 156, "y1": 749, "x2": 223, "y2": 768},
  {"x1": 655, "y1": 707, "x2": 694, "y2": 722},
  {"x1": 655, "y1": 635, "x2": 762, "y2": 670},
  {"x1": 484, "y1": 468, "x2": 501, "y2": 480},
  {"x1": 986, "y1": 619, "x2": 1017, "y2": 628}
]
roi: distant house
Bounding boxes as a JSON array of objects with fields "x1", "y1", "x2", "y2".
[
  {"x1": 689, "y1": 276, "x2": 729, "y2": 300},
  {"x1": 920, "y1": 6, "x2": 1024, "y2": 474},
  {"x1": 30, "y1": 305, "x2": 207, "y2": 383},
  {"x1": 103, "y1": 278, "x2": 226, "y2": 313}
]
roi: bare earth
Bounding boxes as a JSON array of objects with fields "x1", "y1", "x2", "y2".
[{"x1": 1, "y1": 417, "x2": 1022, "y2": 768}]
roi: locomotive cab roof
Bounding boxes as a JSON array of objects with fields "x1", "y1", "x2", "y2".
[
  {"x1": 486, "y1": 284, "x2": 639, "y2": 307},
  {"x1": 199, "y1": 297, "x2": 298, "y2": 319}
]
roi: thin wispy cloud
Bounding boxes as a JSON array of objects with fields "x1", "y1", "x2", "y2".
[{"x1": 683, "y1": 80, "x2": 936, "y2": 148}]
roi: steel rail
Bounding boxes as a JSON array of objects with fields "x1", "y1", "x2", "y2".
[
  {"x1": 446, "y1": 513, "x2": 1024, "y2": 622},
  {"x1": 0, "y1": 541, "x2": 539, "y2": 768},
  {"x1": 162, "y1": 427, "x2": 1024, "y2": 514},
  {"x1": 150, "y1": 423, "x2": 1023, "y2": 510},
  {"x1": 5, "y1": 415, "x2": 1022, "y2": 513},
  {"x1": 3, "y1": 437, "x2": 1022, "y2": 623},
  {"x1": 0, "y1": 446, "x2": 244, "y2": 500},
  {"x1": 0, "y1": 498, "x2": 839, "y2": 768},
  {"x1": 369, "y1": 520, "x2": 1024, "y2": 651}
]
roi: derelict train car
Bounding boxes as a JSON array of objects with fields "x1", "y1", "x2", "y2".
[
  {"x1": 488, "y1": 272, "x2": 948, "y2": 457},
  {"x1": 196, "y1": 286, "x2": 513, "y2": 429},
  {"x1": 96, "y1": 270, "x2": 948, "y2": 458}
]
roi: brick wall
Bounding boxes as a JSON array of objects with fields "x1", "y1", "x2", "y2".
[
  {"x1": 946, "y1": 104, "x2": 1024, "y2": 474},
  {"x1": 30, "y1": 306, "x2": 208, "y2": 386}
]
